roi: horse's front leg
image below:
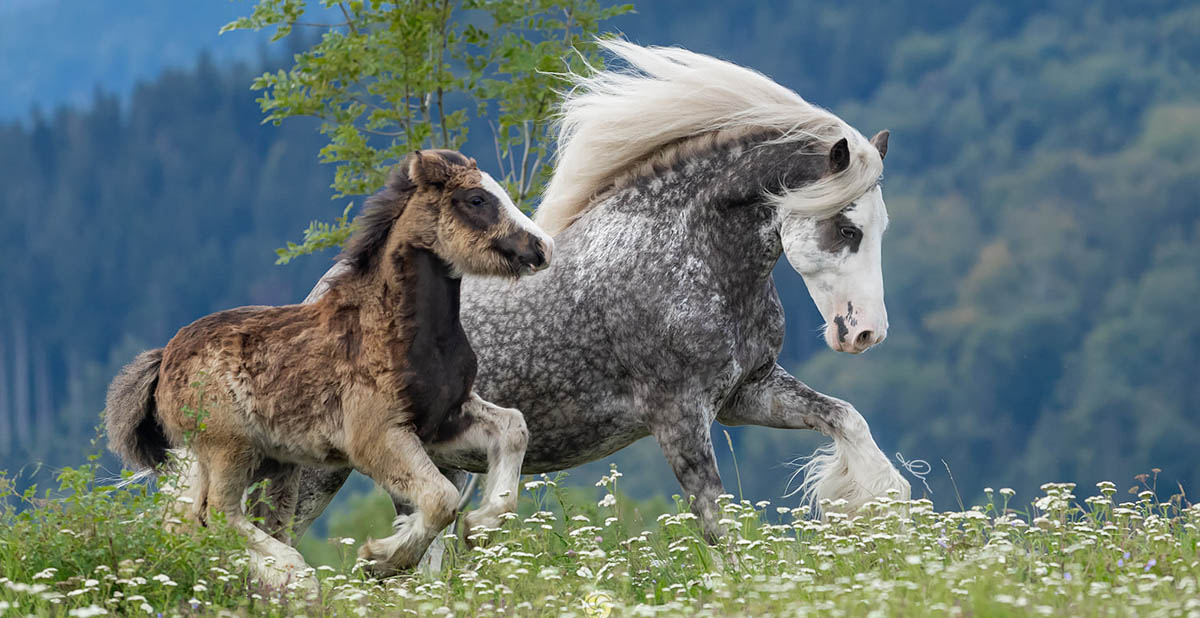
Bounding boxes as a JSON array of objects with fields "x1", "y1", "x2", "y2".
[
  {"x1": 716, "y1": 363, "x2": 910, "y2": 513},
  {"x1": 647, "y1": 402, "x2": 726, "y2": 543},
  {"x1": 427, "y1": 393, "x2": 528, "y2": 542}
]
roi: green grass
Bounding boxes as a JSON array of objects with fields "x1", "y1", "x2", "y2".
[{"x1": 2, "y1": 461, "x2": 1198, "y2": 617}]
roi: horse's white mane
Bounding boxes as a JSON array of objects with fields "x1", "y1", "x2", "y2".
[{"x1": 535, "y1": 39, "x2": 884, "y2": 236}]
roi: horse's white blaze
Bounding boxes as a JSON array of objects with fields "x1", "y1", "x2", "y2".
[
  {"x1": 781, "y1": 185, "x2": 889, "y2": 354},
  {"x1": 480, "y1": 171, "x2": 555, "y2": 266}
]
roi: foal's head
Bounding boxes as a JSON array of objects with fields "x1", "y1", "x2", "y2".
[{"x1": 341, "y1": 150, "x2": 554, "y2": 278}]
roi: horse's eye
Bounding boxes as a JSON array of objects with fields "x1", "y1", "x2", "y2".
[
  {"x1": 469, "y1": 196, "x2": 485, "y2": 207},
  {"x1": 839, "y1": 226, "x2": 860, "y2": 240}
]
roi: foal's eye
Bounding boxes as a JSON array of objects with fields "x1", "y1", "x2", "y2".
[
  {"x1": 469, "y1": 196, "x2": 486, "y2": 207},
  {"x1": 838, "y1": 226, "x2": 860, "y2": 241}
]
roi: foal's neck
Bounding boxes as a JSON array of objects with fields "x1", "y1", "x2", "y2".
[{"x1": 330, "y1": 245, "x2": 462, "y2": 336}]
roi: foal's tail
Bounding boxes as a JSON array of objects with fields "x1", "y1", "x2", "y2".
[{"x1": 105, "y1": 348, "x2": 170, "y2": 471}]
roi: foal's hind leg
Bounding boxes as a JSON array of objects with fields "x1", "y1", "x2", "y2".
[
  {"x1": 161, "y1": 452, "x2": 209, "y2": 529},
  {"x1": 205, "y1": 448, "x2": 315, "y2": 593},
  {"x1": 426, "y1": 394, "x2": 528, "y2": 541},
  {"x1": 345, "y1": 417, "x2": 459, "y2": 577}
]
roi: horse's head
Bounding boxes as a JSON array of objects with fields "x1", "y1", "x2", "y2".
[
  {"x1": 779, "y1": 131, "x2": 890, "y2": 354},
  {"x1": 404, "y1": 150, "x2": 554, "y2": 277}
]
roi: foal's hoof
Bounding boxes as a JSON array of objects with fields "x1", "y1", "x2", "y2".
[
  {"x1": 248, "y1": 551, "x2": 318, "y2": 597},
  {"x1": 358, "y1": 539, "x2": 419, "y2": 579}
]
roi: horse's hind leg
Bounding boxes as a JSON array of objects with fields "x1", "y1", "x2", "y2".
[
  {"x1": 205, "y1": 448, "x2": 315, "y2": 593},
  {"x1": 290, "y1": 466, "x2": 352, "y2": 544},
  {"x1": 345, "y1": 420, "x2": 459, "y2": 577},
  {"x1": 426, "y1": 393, "x2": 528, "y2": 541},
  {"x1": 246, "y1": 459, "x2": 301, "y2": 544}
]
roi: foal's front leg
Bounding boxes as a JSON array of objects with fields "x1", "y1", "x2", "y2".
[
  {"x1": 716, "y1": 363, "x2": 910, "y2": 512},
  {"x1": 426, "y1": 393, "x2": 528, "y2": 541},
  {"x1": 345, "y1": 406, "x2": 459, "y2": 577}
]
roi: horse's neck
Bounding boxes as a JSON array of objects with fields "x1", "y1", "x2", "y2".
[{"x1": 575, "y1": 147, "x2": 785, "y2": 294}]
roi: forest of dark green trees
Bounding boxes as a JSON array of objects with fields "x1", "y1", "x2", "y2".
[{"x1": 0, "y1": 0, "x2": 1197, "y2": 509}]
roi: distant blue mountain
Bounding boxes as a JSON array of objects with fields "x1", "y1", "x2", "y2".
[{"x1": 0, "y1": 0, "x2": 273, "y2": 119}]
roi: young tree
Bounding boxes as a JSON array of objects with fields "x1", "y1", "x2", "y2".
[{"x1": 222, "y1": 0, "x2": 632, "y2": 263}]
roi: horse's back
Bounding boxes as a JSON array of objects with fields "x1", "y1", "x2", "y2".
[{"x1": 460, "y1": 209, "x2": 787, "y2": 472}]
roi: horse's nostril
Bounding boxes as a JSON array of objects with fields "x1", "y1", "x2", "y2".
[{"x1": 855, "y1": 330, "x2": 874, "y2": 348}]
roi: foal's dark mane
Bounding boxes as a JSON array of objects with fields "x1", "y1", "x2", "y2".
[
  {"x1": 337, "y1": 167, "x2": 418, "y2": 275},
  {"x1": 336, "y1": 150, "x2": 473, "y2": 275}
]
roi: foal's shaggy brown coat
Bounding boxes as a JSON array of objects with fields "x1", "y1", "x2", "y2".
[{"x1": 106, "y1": 150, "x2": 552, "y2": 587}]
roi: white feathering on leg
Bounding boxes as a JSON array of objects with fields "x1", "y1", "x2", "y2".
[{"x1": 784, "y1": 407, "x2": 910, "y2": 516}]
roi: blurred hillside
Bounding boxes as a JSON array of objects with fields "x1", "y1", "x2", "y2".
[
  {"x1": 0, "y1": 0, "x2": 1197, "y2": 510},
  {"x1": 0, "y1": 0, "x2": 279, "y2": 119}
]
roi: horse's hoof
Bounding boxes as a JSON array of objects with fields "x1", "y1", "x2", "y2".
[{"x1": 460, "y1": 511, "x2": 504, "y2": 548}]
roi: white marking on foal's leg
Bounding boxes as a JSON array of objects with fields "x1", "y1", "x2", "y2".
[
  {"x1": 351, "y1": 425, "x2": 459, "y2": 576},
  {"x1": 787, "y1": 403, "x2": 910, "y2": 515},
  {"x1": 417, "y1": 473, "x2": 474, "y2": 577},
  {"x1": 361, "y1": 511, "x2": 438, "y2": 571},
  {"x1": 207, "y1": 454, "x2": 317, "y2": 596}
]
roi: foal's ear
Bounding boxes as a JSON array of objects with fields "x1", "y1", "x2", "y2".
[
  {"x1": 407, "y1": 150, "x2": 453, "y2": 188},
  {"x1": 829, "y1": 137, "x2": 850, "y2": 174},
  {"x1": 870, "y1": 130, "x2": 889, "y2": 161}
]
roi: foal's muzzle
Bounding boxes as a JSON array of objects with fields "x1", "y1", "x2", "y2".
[{"x1": 495, "y1": 232, "x2": 553, "y2": 275}]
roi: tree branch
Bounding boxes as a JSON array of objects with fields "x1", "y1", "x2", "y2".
[
  {"x1": 338, "y1": 2, "x2": 359, "y2": 36},
  {"x1": 488, "y1": 118, "x2": 509, "y2": 181},
  {"x1": 436, "y1": 0, "x2": 452, "y2": 148}
]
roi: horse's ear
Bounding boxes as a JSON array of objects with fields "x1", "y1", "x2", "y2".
[
  {"x1": 829, "y1": 137, "x2": 850, "y2": 174},
  {"x1": 870, "y1": 130, "x2": 889, "y2": 161},
  {"x1": 407, "y1": 150, "x2": 452, "y2": 187}
]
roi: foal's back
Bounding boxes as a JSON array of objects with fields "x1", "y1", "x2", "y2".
[{"x1": 155, "y1": 300, "x2": 357, "y2": 466}]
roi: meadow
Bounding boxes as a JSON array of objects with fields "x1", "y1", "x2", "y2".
[{"x1": 1, "y1": 454, "x2": 1198, "y2": 617}]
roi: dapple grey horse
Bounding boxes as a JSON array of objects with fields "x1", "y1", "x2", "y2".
[{"x1": 291, "y1": 41, "x2": 910, "y2": 546}]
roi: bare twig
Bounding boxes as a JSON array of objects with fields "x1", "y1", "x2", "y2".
[
  {"x1": 347, "y1": 94, "x2": 386, "y2": 112},
  {"x1": 488, "y1": 118, "x2": 509, "y2": 180},
  {"x1": 517, "y1": 120, "x2": 531, "y2": 199},
  {"x1": 562, "y1": 6, "x2": 573, "y2": 45},
  {"x1": 363, "y1": 129, "x2": 410, "y2": 137},
  {"x1": 288, "y1": 21, "x2": 353, "y2": 28},
  {"x1": 338, "y1": 2, "x2": 359, "y2": 36},
  {"x1": 522, "y1": 152, "x2": 543, "y2": 201},
  {"x1": 436, "y1": 0, "x2": 452, "y2": 148}
]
